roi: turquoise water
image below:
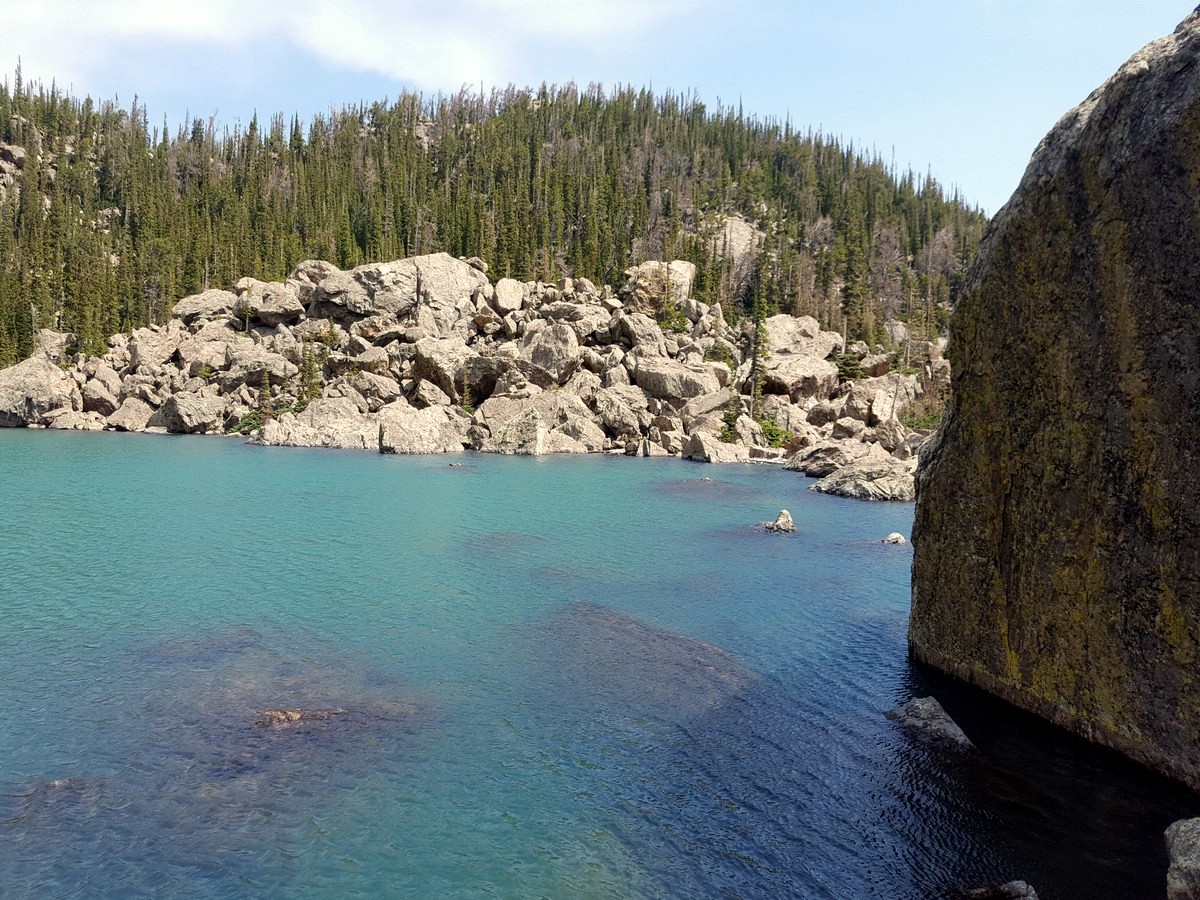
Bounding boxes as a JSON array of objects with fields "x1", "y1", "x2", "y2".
[{"x1": 0, "y1": 430, "x2": 1194, "y2": 899}]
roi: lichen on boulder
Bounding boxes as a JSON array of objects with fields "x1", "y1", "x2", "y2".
[{"x1": 911, "y1": 12, "x2": 1200, "y2": 788}]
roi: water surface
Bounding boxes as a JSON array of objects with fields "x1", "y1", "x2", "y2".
[{"x1": 0, "y1": 430, "x2": 1194, "y2": 898}]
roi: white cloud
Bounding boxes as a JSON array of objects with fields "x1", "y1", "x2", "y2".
[{"x1": 7, "y1": 0, "x2": 701, "y2": 95}]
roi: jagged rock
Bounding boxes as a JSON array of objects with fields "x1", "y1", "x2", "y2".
[
  {"x1": 471, "y1": 392, "x2": 600, "y2": 454},
  {"x1": 171, "y1": 289, "x2": 238, "y2": 325},
  {"x1": 0, "y1": 356, "x2": 81, "y2": 426},
  {"x1": 411, "y1": 336, "x2": 474, "y2": 402},
  {"x1": 786, "y1": 440, "x2": 881, "y2": 477},
  {"x1": 149, "y1": 391, "x2": 227, "y2": 434},
  {"x1": 235, "y1": 280, "x2": 305, "y2": 326},
  {"x1": 812, "y1": 455, "x2": 916, "y2": 501},
  {"x1": 177, "y1": 338, "x2": 236, "y2": 379},
  {"x1": 609, "y1": 311, "x2": 668, "y2": 356},
  {"x1": 493, "y1": 277, "x2": 525, "y2": 314},
  {"x1": 128, "y1": 323, "x2": 186, "y2": 373},
  {"x1": 47, "y1": 410, "x2": 106, "y2": 431},
  {"x1": 806, "y1": 397, "x2": 845, "y2": 426},
  {"x1": 831, "y1": 416, "x2": 866, "y2": 440},
  {"x1": 682, "y1": 432, "x2": 749, "y2": 464},
  {"x1": 882, "y1": 532, "x2": 907, "y2": 545},
  {"x1": 106, "y1": 397, "x2": 155, "y2": 432},
  {"x1": 631, "y1": 356, "x2": 722, "y2": 401},
  {"x1": 378, "y1": 403, "x2": 470, "y2": 454},
  {"x1": 619, "y1": 260, "x2": 695, "y2": 316},
  {"x1": 763, "y1": 354, "x2": 839, "y2": 402},
  {"x1": 257, "y1": 397, "x2": 379, "y2": 450},
  {"x1": 886, "y1": 696, "x2": 974, "y2": 750},
  {"x1": 81, "y1": 374, "x2": 120, "y2": 417},
  {"x1": 221, "y1": 348, "x2": 299, "y2": 390},
  {"x1": 911, "y1": 12, "x2": 1200, "y2": 788},
  {"x1": 1167, "y1": 819, "x2": 1200, "y2": 900},
  {"x1": 760, "y1": 510, "x2": 795, "y2": 533},
  {"x1": 316, "y1": 252, "x2": 487, "y2": 332},
  {"x1": 521, "y1": 322, "x2": 581, "y2": 384},
  {"x1": 964, "y1": 881, "x2": 1040, "y2": 899},
  {"x1": 0, "y1": 143, "x2": 26, "y2": 170},
  {"x1": 287, "y1": 259, "x2": 343, "y2": 308},
  {"x1": 764, "y1": 314, "x2": 841, "y2": 360},
  {"x1": 861, "y1": 353, "x2": 891, "y2": 377}
]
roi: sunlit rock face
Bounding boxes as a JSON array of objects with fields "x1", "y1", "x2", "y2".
[{"x1": 911, "y1": 13, "x2": 1200, "y2": 789}]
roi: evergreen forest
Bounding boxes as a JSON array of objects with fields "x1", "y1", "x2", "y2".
[{"x1": 0, "y1": 71, "x2": 989, "y2": 366}]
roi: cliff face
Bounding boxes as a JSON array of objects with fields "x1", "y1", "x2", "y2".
[{"x1": 911, "y1": 14, "x2": 1200, "y2": 788}]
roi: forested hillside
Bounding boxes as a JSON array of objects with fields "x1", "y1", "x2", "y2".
[{"x1": 0, "y1": 72, "x2": 987, "y2": 366}]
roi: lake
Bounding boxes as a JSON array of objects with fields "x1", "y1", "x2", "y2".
[{"x1": 0, "y1": 430, "x2": 1193, "y2": 898}]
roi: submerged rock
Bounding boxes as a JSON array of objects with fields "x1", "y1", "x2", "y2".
[
  {"x1": 536, "y1": 601, "x2": 753, "y2": 720},
  {"x1": 910, "y1": 11, "x2": 1200, "y2": 787},
  {"x1": 255, "y1": 708, "x2": 346, "y2": 727},
  {"x1": 963, "y1": 882, "x2": 1040, "y2": 900},
  {"x1": 1167, "y1": 818, "x2": 1200, "y2": 900},
  {"x1": 886, "y1": 696, "x2": 974, "y2": 750}
]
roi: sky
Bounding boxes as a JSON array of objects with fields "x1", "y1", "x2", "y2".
[{"x1": 3, "y1": 0, "x2": 1191, "y2": 215}]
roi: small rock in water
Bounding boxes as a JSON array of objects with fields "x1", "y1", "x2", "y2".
[
  {"x1": 1166, "y1": 818, "x2": 1200, "y2": 900},
  {"x1": 255, "y1": 708, "x2": 346, "y2": 728},
  {"x1": 963, "y1": 882, "x2": 1040, "y2": 899},
  {"x1": 882, "y1": 532, "x2": 906, "y2": 544},
  {"x1": 886, "y1": 696, "x2": 975, "y2": 750},
  {"x1": 760, "y1": 509, "x2": 795, "y2": 533}
]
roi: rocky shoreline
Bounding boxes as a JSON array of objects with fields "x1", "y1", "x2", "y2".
[{"x1": 0, "y1": 253, "x2": 947, "y2": 501}]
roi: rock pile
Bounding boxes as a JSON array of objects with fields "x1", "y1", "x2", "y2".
[{"x1": 0, "y1": 252, "x2": 944, "y2": 499}]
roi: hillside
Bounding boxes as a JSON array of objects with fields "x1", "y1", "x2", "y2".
[{"x1": 0, "y1": 74, "x2": 986, "y2": 367}]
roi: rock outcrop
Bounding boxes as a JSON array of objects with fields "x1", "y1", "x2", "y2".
[
  {"x1": 0, "y1": 251, "x2": 940, "y2": 495},
  {"x1": 911, "y1": 14, "x2": 1200, "y2": 787}
]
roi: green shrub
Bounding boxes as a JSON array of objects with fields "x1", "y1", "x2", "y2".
[{"x1": 757, "y1": 416, "x2": 794, "y2": 448}]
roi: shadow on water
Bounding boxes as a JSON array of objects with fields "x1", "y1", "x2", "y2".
[
  {"x1": 0, "y1": 628, "x2": 437, "y2": 897},
  {"x1": 895, "y1": 663, "x2": 1200, "y2": 900},
  {"x1": 517, "y1": 601, "x2": 1196, "y2": 899}
]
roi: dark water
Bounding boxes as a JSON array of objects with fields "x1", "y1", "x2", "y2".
[{"x1": 0, "y1": 429, "x2": 1193, "y2": 897}]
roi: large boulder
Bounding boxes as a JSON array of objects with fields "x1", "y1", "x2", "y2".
[
  {"x1": 681, "y1": 432, "x2": 749, "y2": 464},
  {"x1": 106, "y1": 397, "x2": 155, "y2": 432},
  {"x1": 316, "y1": 253, "x2": 487, "y2": 332},
  {"x1": 618, "y1": 260, "x2": 695, "y2": 316},
  {"x1": 150, "y1": 391, "x2": 228, "y2": 434},
  {"x1": 521, "y1": 323, "x2": 581, "y2": 385},
  {"x1": 762, "y1": 355, "x2": 839, "y2": 402},
  {"x1": 911, "y1": 13, "x2": 1200, "y2": 789},
  {"x1": 471, "y1": 392, "x2": 601, "y2": 455},
  {"x1": 171, "y1": 289, "x2": 238, "y2": 325},
  {"x1": 1167, "y1": 819, "x2": 1200, "y2": 900},
  {"x1": 256, "y1": 397, "x2": 379, "y2": 450},
  {"x1": 0, "y1": 357, "x2": 81, "y2": 426},
  {"x1": 631, "y1": 357, "x2": 722, "y2": 401},
  {"x1": 885, "y1": 696, "x2": 974, "y2": 750},
  {"x1": 764, "y1": 314, "x2": 841, "y2": 360},
  {"x1": 128, "y1": 322, "x2": 186, "y2": 373},
  {"x1": 221, "y1": 348, "x2": 299, "y2": 390},
  {"x1": 811, "y1": 455, "x2": 916, "y2": 501},
  {"x1": 236, "y1": 279, "x2": 305, "y2": 326},
  {"x1": 378, "y1": 403, "x2": 470, "y2": 454}
]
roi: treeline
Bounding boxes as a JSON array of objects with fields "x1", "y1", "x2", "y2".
[{"x1": 0, "y1": 71, "x2": 988, "y2": 365}]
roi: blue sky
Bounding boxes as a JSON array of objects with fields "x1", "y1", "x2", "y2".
[{"x1": 6, "y1": 1, "x2": 1190, "y2": 215}]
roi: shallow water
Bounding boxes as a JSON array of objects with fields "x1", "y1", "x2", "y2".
[{"x1": 0, "y1": 430, "x2": 1194, "y2": 898}]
